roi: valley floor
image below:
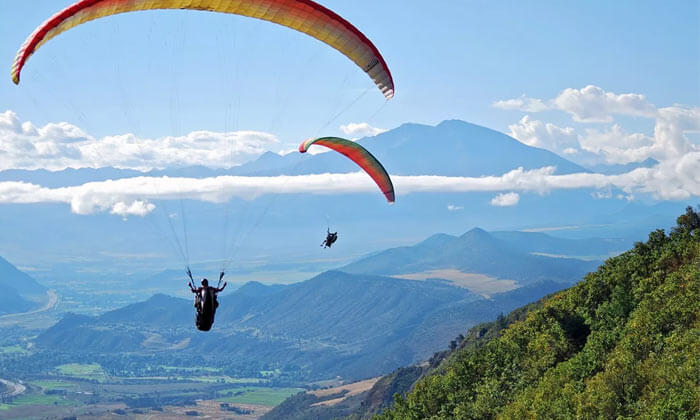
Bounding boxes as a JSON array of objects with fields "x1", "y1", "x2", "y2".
[{"x1": 0, "y1": 373, "x2": 300, "y2": 420}]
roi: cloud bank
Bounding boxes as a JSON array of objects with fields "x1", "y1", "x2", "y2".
[
  {"x1": 552, "y1": 85, "x2": 657, "y2": 122},
  {"x1": 1, "y1": 159, "x2": 697, "y2": 217},
  {"x1": 494, "y1": 86, "x2": 699, "y2": 173},
  {"x1": 0, "y1": 110, "x2": 279, "y2": 171}
]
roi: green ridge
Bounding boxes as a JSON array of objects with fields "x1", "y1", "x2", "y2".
[{"x1": 374, "y1": 206, "x2": 700, "y2": 420}]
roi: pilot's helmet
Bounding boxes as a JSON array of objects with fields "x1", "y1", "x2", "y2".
[{"x1": 201, "y1": 278, "x2": 209, "y2": 287}]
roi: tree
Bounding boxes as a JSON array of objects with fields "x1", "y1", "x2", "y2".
[{"x1": 676, "y1": 205, "x2": 700, "y2": 232}]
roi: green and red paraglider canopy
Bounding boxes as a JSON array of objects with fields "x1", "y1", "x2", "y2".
[{"x1": 299, "y1": 136, "x2": 395, "y2": 203}]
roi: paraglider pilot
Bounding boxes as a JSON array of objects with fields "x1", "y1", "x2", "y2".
[
  {"x1": 189, "y1": 278, "x2": 227, "y2": 307},
  {"x1": 188, "y1": 273, "x2": 226, "y2": 331},
  {"x1": 322, "y1": 229, "x2": 338, "y2": 248}
]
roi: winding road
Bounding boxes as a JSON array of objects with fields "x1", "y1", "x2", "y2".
[{"x1": 0, "y1": 290, "x2": 58, "y2": 322}]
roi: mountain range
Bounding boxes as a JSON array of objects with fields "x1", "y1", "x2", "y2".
[
  {"x1": 33, "y1": 226, "x2": 599, "y2": 380},
  {"x1": 342, "y1": 227, "x2": 603, "y2": 285},
  {"x1": 37, "y1": 272, "x2": 482, "y2": 379}
]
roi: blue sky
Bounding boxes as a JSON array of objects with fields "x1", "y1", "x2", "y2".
[{"x1": 1, "y1": 0, "x2": 697, "y2": 143}]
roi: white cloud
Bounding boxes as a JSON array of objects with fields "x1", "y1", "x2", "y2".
[
  {"x1": 490, "y1": 192, "x2": 520, "y2": 207},
  {"x1": 1, "y1": 157, "x2": 698, "y2": 217},
  {"x1": 339, "y1": 122, "x2": 386, "y2": 139},
  {"x1": 497, "y1": 86, "x2": 699, "y2": 167},
  {"x1": 494, "y1": 85, "x2": 657, "y2": 123},
  {"x1": 552, "y1": 85, "x2": 657, "y2": 122},
  {"x1": 0, "y1": 110, "x2": 279, "y2": 171},
  {"x1": 576, "y1": 105, "x2": 699, "y2": 165},
  {"x1": 508, "y1": 116, "x2": 580, "y2": 155},
  {"x1": 447, "y1": 204, "x2": 463, "y2": 211},
  {"x1": 591, "y1": 189, "x2": 612, "y2": 199},
  {"x1": 579, "y1": 125, "x2": 655, "y2": 164},
  {"x1": 654, "y1": 106, "x2": 700, "y2": 158},
  {"x1": 492, "y1": 95, "x2": 549, "y2": 112},
  {"x1": 617, "y1": 193, "x2": 634, "y2": 201},
  {"x1": 110, "y1": 200, "x2": 156, "y2": 218},
  {"x1": 0, "y1": 173, "x2": 391, "y2": 216},
  {"x1": 634, "y1": 152, "x2": 700, "y2": 200}
]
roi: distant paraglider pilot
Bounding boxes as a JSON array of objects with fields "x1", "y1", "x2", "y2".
[
  {"x1": 322, "y1": 229, "x2": 338, "y2": 248},
  {"x1": 188, "y1": 276, "x2": 226, "y2": 331}
]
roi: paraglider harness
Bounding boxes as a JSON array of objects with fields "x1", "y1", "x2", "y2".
[
  {"x1": 188, "y1": 268, "x2": 226, "y2": 331},
  {"x1": 322, "y1": 229, "x2": 338, "y2": 248}
]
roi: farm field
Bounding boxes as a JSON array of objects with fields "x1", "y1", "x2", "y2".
[
  {"x1": 0, "y1": 370, "x2": 303, "y2": 420},
  {"x1": 217, "y1": 386, "x2": 305, "y2": 406}
]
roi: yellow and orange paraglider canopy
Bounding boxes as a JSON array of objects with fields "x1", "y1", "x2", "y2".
[{"x1": 12, "y1": 0, "x2": 394, "y2": 99}]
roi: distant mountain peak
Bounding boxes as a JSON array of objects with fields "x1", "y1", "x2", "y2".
[
  {"x1": 436, "y1": 119, "x2": 480, "y2": 128},
  {"x1": 237, "y1": 280, "x2": 269, "y2": 294},
  {"x1": 456, "y1": 227, "x2": 505, "y2": 250},
  {"x1": 435, "y1": 119, "x2": 514, "y2": 137},
  {"x1": 417, "y1": 233, "x2": 456, "y2": 248},
  {"x1": 461, "y1": 227, "x2": 490, "y2": 238},
  {"x1": 395, "y1": 121, "x2": 431, "y2": 130},
  {"x1": 258, "y1": 151, "x2": 283, "y2": 161},
  {"x1": 237, "y1": 280, "x2": 287, "y2": 297}
]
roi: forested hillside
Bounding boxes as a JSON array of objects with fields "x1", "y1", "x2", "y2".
[{"x1": 373, "y1": 206, "x2": 699, "y2": 420}]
